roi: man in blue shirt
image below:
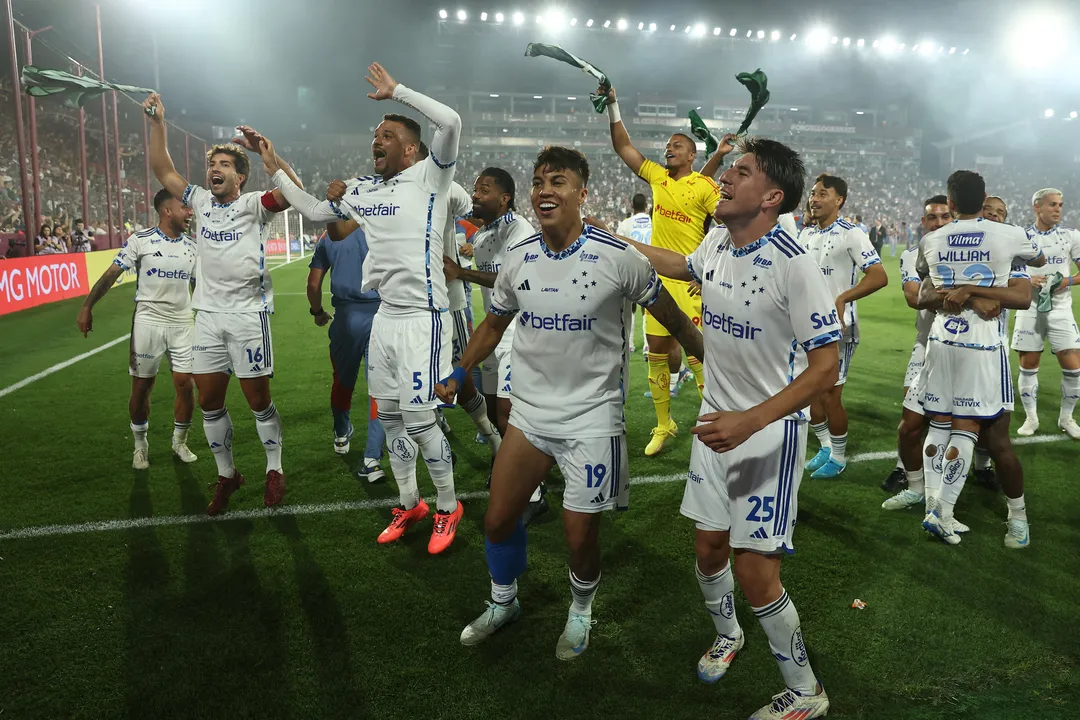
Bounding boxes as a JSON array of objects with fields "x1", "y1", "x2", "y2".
[{"x1": 307, "y1": 229, "x2": 386, "y2": 482}]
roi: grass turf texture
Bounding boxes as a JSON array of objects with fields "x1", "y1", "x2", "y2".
[{"x1": 0, "y1": 254, "x2": 1077, "y2": 719}]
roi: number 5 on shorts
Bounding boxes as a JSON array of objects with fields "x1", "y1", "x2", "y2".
[
  {"x1": 413, "y1": 371, "x2": 423, "y2": 390},
  {"x1": 746, "y1": 495, "x2": 775, "y2": 523}
]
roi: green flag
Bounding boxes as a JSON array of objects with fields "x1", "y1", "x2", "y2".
[
  {"x1": 734, "y1": 69, "x2": 770, "y2": 137},
  {"x1": 21, "y1": 65, "x2": 153, "y2": 109},
  {"x1": 1037, "y1": 271, "x2": 1064, "y2": 312},
  {"x1": 687, "y1": 108, "x2": 719, "y2": 158},
  {"x1": 524, "y1": 43, "x2": 611, "y2": 113}
]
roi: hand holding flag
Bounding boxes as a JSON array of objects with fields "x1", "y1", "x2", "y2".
[{"x1": 524, "y1": 43, "x2": 611, "y2": 113}]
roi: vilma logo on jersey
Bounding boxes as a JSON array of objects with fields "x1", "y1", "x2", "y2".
[{"x1": 946, "y1": 232, "x2": 984, "y2": 248}]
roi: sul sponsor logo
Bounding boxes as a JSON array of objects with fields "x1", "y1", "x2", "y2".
[{"x1": 810, "y1": 309, "x2": 840, "y2": 330}]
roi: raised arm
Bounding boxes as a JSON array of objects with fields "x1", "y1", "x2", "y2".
[
  {"x1": 233, "y1": 126, "x2": 303, "y2": 209},
  {"x1": 142, "y1": 93, "x2": 187, "y2": 200},
  {"x1": 601, "y1": 86, "x2": 647, "y2": 174},
  {"x1": 365, "y1": 62, "x2": 461, "y2": 169},
  {"x1": 700, "y1": 134, "x2": 737, "y2": 178},
  {"x1": 606, "y1": 227, "x2": 692, "y2": 281},
  {"x1": 263, "y1": 140, "x2": 348, "y2": 224}
]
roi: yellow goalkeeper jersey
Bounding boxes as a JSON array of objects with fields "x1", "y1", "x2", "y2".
[{"x1": 637, "y1": 158, "x2": 720, "y2": 263}]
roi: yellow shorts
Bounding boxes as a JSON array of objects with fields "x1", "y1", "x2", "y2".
[{"x1": 645, "y1": 278, "x2": 702, "y2": 338}]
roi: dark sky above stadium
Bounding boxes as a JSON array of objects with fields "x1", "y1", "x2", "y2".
[{"x1": 9, "y1": 0, "x2": 1080, "y2": 142}]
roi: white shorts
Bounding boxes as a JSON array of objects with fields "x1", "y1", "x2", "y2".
[
  {"x1": 367, "y1": 309, "x2": 452, "y2": 409},
  {"x1": 919, "y1": 341, "x2": 1013, "y2": 419},
  {"x1": 681, "y1": 409, "x2": 807, "y2": 554},
  {"x1": 449, "y1": 308, "x2": 472, "y2": 365},
  {"x1": 129, "y1": 321, "x2": 193, "y2": 377},
  {"x1": 519, "y1": 428, "x2": 629, "y2": 513},
  {"x1": 192, "y1": 311, "x2": 273, "y2": 378},
  {"x1": 903, "y1": 342, "x2": 926, "y2": 389},
  {"x1": 1011, "y1": 307, "x2": 1080, "y2": 354},
  {"x1": 481, "y1": 336, "x2": 513, "y2": 400},
  {"x1": 836, "y1": 337, "x2": 857, "y2": 386},
  {"x1": 902, "y1": 367, "x2": 926, "y2": 416}
]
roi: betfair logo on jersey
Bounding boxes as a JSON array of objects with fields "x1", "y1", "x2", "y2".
[
  {"x1": 200, "y1": 227, "x2": 244, "y2": 242},
  {"x1": 145, "y1": 268, "x2": 191, "y2": 280},
  {"x1": 688, "y1": 469, "x2": 704, "y2": 484},
  {"x1": 752, "y1": 256, "x2": 772, "y2": 268},
  {"x1": 702, "y1": 306, "x2": 763, "y2": 339},
  {"x1": 654, "y1": 203, "x2": 692, "y2": 225},
  {"x1": 946, "y1": 232, "x2": 984, "y2": 247},
  {"x1": 810, "y1": 309, "x2": 840, "y2": 330},
  {"x1": 943, "y1": 317, "x2": 970, "y2": 334},
  {"x1": 524, "y1": 253, "x2": 539, "y2": 263},
  {"x1": 518, "y1": 311, "x2": 595, "y2": 331},
  {"x1": 1046, "y1": 255, "x2": 1068, "y2": 265},
  {"x1": 820, "y1": 267, "x2": 834, "y2": 276},
  {"x1": 355, "y1": 203, "x2": 400, "y2": 218},
  {"x1": 579, "y1": 252, "x2": 599, "y2": 263}
]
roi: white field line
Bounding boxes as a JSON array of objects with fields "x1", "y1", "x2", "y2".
[
  {"x1": 0, "y1": 256, "x2": 308, "y2": 399},
  {"x1": 0, "y1": 434, "x2": 1070, "y2": 541}
]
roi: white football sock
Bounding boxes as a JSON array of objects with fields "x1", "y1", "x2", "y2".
[
  {"x1": 172, "y1": 420, "x2": 190, "y2": 446},
  {"x1": 569, "y1": 569, "x2": 600, "y2": 615},
  {"x1": 829, "y1": 433, "x2": 848, "y2": 463},
  {"x1": 937, "y1": 430, "x2": 978, "y2": 518},
  {"x1": 1018, "y1": 368, "x2": 1039, "y2": 419},
  {"x1": 379, "y1": 410, "x2": 420, "y2": 509},
  {"x1": 491, "y1": 579, "x2": 517, "y2": 606},
  {"x1": 752, "y1": 589, "x2": 819, "y2": 696},
  {"x1": 810, "y1": 421, "x2": 830, "y2": 450},
  {"x1": 906, "y1": 468, "x2": 925, "y2": 496},
  {"x1": 253, "y1": 402, "x2": 283, "y2": 473},
  {"x1": 202, "y1": 407, "x2": 235, "y2": 478},
  {"x1": 697, "y1": 562, "x2": 740, "y2": 637},
  {"x1": 131, "y1": 421, "x2": 148, "y2": 452},
  {"x1": 1061, "y1": 370, "x2": 1080, "y2": 420},
  {"x1": 462, "y1": 391, "x2": 501, "y2": 455},
  {"x1": 1006, "y1": 494, "x2": 1027, "y2": 522},
  {"x1": 922, "y1": 420, "x2": 950, "y2": 505},
  {"x1": 404, "y1": 410, "x2": 456, "y2": 513}
]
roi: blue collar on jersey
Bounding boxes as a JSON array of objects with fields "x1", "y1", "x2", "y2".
[
  {"x1": 729, "y1": 222, "x2": 783, "y2": 257},
  {"x1": 484, "y1": 211, "x2": 515, "y2": 230},
  {"x1": 539, "y1": 224, "x2": 589, "y2": 260},
  {"x1": 152, "y1": 226, "x2": 185, "y2": 242},
  {"x1": 211, "y1": 196, "x2": 238, "y2": 209},
  {"x1": 1027, "y1": 222, "x2": 1056, "y2": 235}
]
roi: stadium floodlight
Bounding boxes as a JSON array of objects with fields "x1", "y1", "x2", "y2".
[
  {"x1": 1045, "y1": 108, "x2": 1055, "y2": 118},
  {"x1": 638, "y1": 22, "x2": 644, "y2": 30},
  {"x1": 585, "y1": 18, "x2": 593, "y2": 27},
  {"x1": 669, "y1": 24, "x2": 676, "y2": 31},
  {"x1": 495, "y1": 12, "x2": 504, "y2": 22},
  {"x1": 746, "y1": 30, "x2": 752, "y2": 37},
  {"x1": 1008, "y1": 11, "x2": 1065, "y2": 69},
  {"x1": 912, "y1": 44, "x2": 919, "y2": 52},
  {"x1": 570, "y1": 17, "x2": 577, "y2": 26},
  {"x1": 878, "y1": 36, "x2": 898, "y2": 55},
  {"x1": 512, "y1": 11, "x2": 524, "y2": 25},
  {"x1": 807, "y1": 27, "x2": 829, "y2": 51},
  {"x1": 603, "y1": 19, "x2": 611, "y2": 28},
  {"x1": 948, "y1": 46, "x2": 956, "y2": 54},
  {"x1": 547, "y1": 9, "x2": 565, "y2": 28},
  {"x1": 872, "y1": 39, "x2": 879, "y2": 48},
  {"x1": 438, "y1": 9, "x2": 448, "y2": 20},
  {"x1": 963, "y1": 48, "x2": 969, "y2": 55},
  {"x1": 567, "y1": 96, "x2": 576, "y2": 100},
  {"x1": 790, "y1": 33, "x2": 797, "y2": 41},
  {"x1": 918, "y1": 42, "x2": 934, "y2": 56},
  {"x1": 831, "y1": 36, "x2": 839, "y2": 44},
  {"x1": 480, "y1": 12, "x2": 487, "y2": 21},
  {"x1": 842, "y1": 37, "x2": 850, "y2": 46},
  {"x1": 856, "y1": 38, "x2": 864, "y2": 47},
  {"x1": 694, "y1": 23, "x2": 706, "y2": 37},
  {"x1": 649, "y1": 22, "x2": 656, "y2": 31},
  {"x1": 617, "y1": 18, "x2": 628, "y2": 30},
  {"x1": 457, "y1": 9, "x2": 466, "y2": 21},
  {"x1": 714, "y1": 27, "x2": 722, "y2": 36},
  {"x1": 855, "y1": 110, "x2": 865, "y2": 115},
  {"x1": 1071, "y1": 111, "x2": 1078, "y2": 119},
  {"x1": 771, "y1": 30, "x2": 780, "y2": 41},
  {"x1": 684, "y1": 26, "x2": 691, "y2": 34},
  {"x1": 730, "y1": 28, "x2": 737, "y2": 36},
  {"x1": 898, "y1": 43, "x2": 906, "y2": 50},
  {"x1": 490, "y1": 93, "x2": 500, "y2": 97},
  {"x1": 534, "y1": 95, "x2": 543, "y2": 99},
  {"x1": 938, "y1": 46, "x2": 944, "y2": 53},
  {"x1": 757, "y1": 30, "x2": 765, "y2": 39}
]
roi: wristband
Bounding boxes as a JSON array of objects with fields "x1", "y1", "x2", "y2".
[
  {"x1": 448, "y1": 366, "x2": 467, "y2": 386},
  {"x1": 606, "y1": 101, "x2": 621, "y2": 124}
]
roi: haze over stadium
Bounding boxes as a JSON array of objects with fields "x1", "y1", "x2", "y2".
[{"x1": 1, "y1": 0, "x2": 1079, "y2": 718}]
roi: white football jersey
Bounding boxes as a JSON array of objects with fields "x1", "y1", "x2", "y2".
[
  {"x1": 444, "y1": 182, "x2": 472, "y2": 312},
  {"x1": 472, "y1": 211, "x2": 537, "y2": 329},
  {"x1": 616, "y1": 213, "x2": 652, "y2": 245},
  {"x1": 799, "y1": 218, "x2": 881, "y2": 338},
  {"x1": 182, "y1": 184, "x2": 276, "y2": 313},
  {"x1": 113, "y1": 227, "x2": 197, "y2": 325},
  {"x1": 899, "y1": 246, "x2": 933, "y2": 345},
  {"x1": 687, "y1": 224, "x2": 842, "y2": 423},
  {"x1": 490, "y1": 224, "x2": 660, "y2": 439},
  {"x1": 922, "y1": 218, "x2": 1042, "y2": 350},
  {"x1": 1025, "y1": 224, "x2": 1080, "y2": 311}
]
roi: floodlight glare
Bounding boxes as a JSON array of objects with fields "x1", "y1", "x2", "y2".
[
  {"x1": 842, "y1": 37, "x2": 850, "y2": 46},
  {"x1": 771, "y1": 30, "x2": 780, "y2": 41},
  {"x1": 495, "y1": 12, "x2": 504, "y2": 22},
  {"x1": 714, "y1": 27, "x2": 722, "y2": 36},
  {"x1": 730, "y1": 28, "x2": 737, "y2": 36},
  {"x1": 638, "y1": 22, "x2": 643, "y2": 30},
  {"x1": 512, "y1": 11, "x2": 524, "y2": 25},
  {"x1": 1071, "y1": 111, "x2": 1078, "y2": 119},
  {"x1": 438, "y1": 9, "x2": 448, "y2": 20},
  {"x1": 856, "y1": 38, "x2": 864, "y2": 47},
  {"x1": 807, "y1": 27, "x2": 829, "y2": 50},
  {"x1": 456, "y1": 9, "x2": 466, "y2": 20},
  {"x1": 603, "y1": 19, "x2": 611, "y2": 28},
  {"x1": 1008, "y1": 12, "x2": 1065, "y2": 69},
  {"x1": 694, "y1": 23, "x2": 706, "y2": 37},
  {"x1": 757, "y1": 30, "x2": 765, "y2": 39},
  {"x1": 480, "y1": 12, "x2": 487, "y2": 21},
  {"x1": 617, "y1": 18, "x2": 628, "y2": 30},
  {"x1": 570, "y1": 17, "x2": 577, "y2": 26},
  {"x1": 1045, "y1": 108, "x2": 1055, "y2": 118},
  {"x1": 585, "y1": 18, "x2": 593, "y2": 27},
  {"x1": 649, "y1": 22, "x2": 656, "y2": 31}
]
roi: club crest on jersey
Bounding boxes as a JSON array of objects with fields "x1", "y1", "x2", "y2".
[
  {"x1": 947, "y1": 232, "x2": 984, "y2": 248},
  {"x1": 752, "y1": 256, "x2": 772, "y2": 268},
  {"x1": 943, "y1": 317, "x2": 970, "y2": 335},
  {"x1": 579, "y1": 252, "x2": 599, "y2": 263},
  {"x1": 810, "y1": 309, "x2": 840, "y2": 330}
]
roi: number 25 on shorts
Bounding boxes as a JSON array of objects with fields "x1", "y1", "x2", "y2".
[{"x1": 746, "y1": 495, "x2": 775, "y2": 523}]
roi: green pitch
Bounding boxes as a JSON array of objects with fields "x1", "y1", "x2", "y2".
[{"x1": 0, "y1": 255, "x2": 1076, "y2": 719}]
